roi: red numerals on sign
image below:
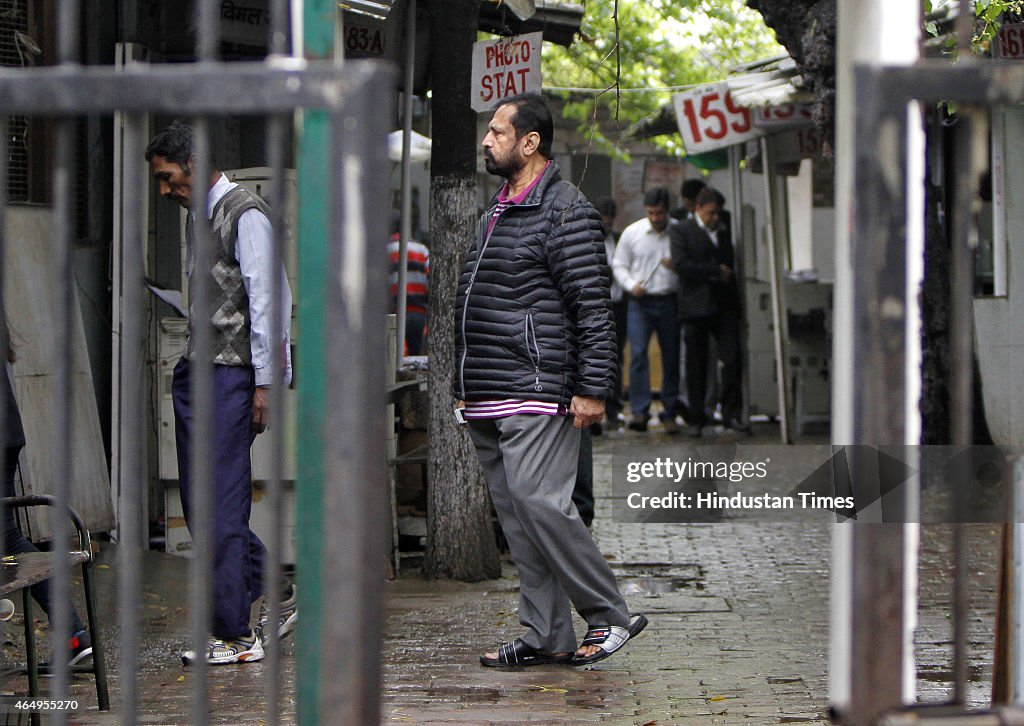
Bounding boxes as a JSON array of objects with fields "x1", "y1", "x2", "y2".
[
  {"x1": 681, "y1": 90, "x2": 751, "y2": 145},
  {"x1": 724, "y1": 94, "x2": 752, "y2": 133},
  {"x1": 797, "y1": 128, "x2": 820, "y2": 156},
  {"x1": 999, "y1": 25, "x2": 1024, "y2": 59}
]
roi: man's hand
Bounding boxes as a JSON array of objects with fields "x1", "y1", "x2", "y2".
[
  {"x1": 570, "y1": 395, "x2": 605, "y2": 430},
  {"x1": 631, "y1": 283, "x2": 647, "y2": 298},
  {"x1": 252, "y1": 386, "x2": 270, "y2": 434},
  {"x1": 719, "y1": 263, "x2": 734, "y2": 283}
]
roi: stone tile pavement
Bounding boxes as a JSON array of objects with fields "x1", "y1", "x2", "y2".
[{"x1": 0, "y1": 424, "x2": 1002, "y2": 724}]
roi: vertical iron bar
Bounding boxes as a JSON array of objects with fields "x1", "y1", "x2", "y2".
[
  {"x1": 396, "y1": 0, "x2": 418, "y2": 366},
  {"x1": 50, "y1": 116, "x2": 74, "y2": 725},
  {"x1": 51, "y1": 3, "x2": 83, "y2": 720},
  {"x1": 296, "y1": 1, "x2": 338, "y2": 722},
  {"x1": 263, "y1": 5, "x2": 292, "y2": 725},
  {"x1": 295, "y1": 111, "x2": 329, "y2": 726},
  {"x1": 23, "y1": 591, "x2": 38, "y2": 726},
  {"x1": 187, "y1": 117, "x2": 215, "y2": 726},
  {"x1": 0, "y1": 116, "x2": 8, "y2": 570},
  {"x1": 188, "y1": 3, "x2": 220, "y2": 724},
  {"x1": 261, "y1": 111, "x2": 289, "y2": 726},
  {"x1": 320, "y1": 87, "x2": 392, "y2": 726},
  {"x1": 1012, "y1": 458, "x2": 1024, "y2": 702},
  {"x1": 956, "y1": 0, "x2": 974, "y2": 59},
  {"x1": 116, "y1": 112, "x2": 146, "y2": 724},
  {"x1": 845, "y1": 66, "x2": 911, "y2": 725},
  {"x1": 269, "y1": 0, "x2": 290, "y2": 57},
  {"x1": 950, "y1": 107, "x2": 985, "y2": 704}
]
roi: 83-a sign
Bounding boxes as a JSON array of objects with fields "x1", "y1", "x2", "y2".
[{"x1": 672, "y1": 83, "x2": 764, "y2": 154}]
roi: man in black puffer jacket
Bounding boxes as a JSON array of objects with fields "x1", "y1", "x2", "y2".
[{"x1": 456, "y1": 93, "x2": 646, "y2": 669}]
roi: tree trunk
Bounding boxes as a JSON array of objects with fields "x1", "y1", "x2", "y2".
[
  {"x1": 423, "y1": 0, "x2": 501, "y2": 581},
  {"x1": 749, "y1": 0, "x2": 993, "y2": 445},
  {"x1": 747, "y1": 0, "x2": 836, "y2": 153},
  {"x1": 921, "y1": 181, "x2": 951, "y2": 445}
]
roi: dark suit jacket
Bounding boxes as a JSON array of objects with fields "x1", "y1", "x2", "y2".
[{"x1": 669, "y1": 217, "x2": 741, "y2": 321}]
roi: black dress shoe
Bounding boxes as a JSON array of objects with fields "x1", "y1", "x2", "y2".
[{"x1": 627, "y1": 418, "x2": 648, "y2": 432}]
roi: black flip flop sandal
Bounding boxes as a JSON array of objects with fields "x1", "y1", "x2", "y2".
[
  {"x1": 572, "y1": 613, "x2": 648, "y2": 666},
  {"x1": 479, "y1": 638, "x2": 574, "y2": 667}
]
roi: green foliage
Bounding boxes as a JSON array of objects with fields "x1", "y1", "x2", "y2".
[
  {"x1": 974, "y1": 0, "x2": 1024, "y2": 49},
  {"x1": 540, "y1": 0, "x2": 783, "y2": 157},
  {"x1": 926, "y1": 0, "x2": 1023, "y2": 51}
]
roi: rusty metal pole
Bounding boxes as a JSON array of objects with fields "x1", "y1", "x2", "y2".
[
  {"x1": 317, "y1": 88, "x2": 394, "y2": 724},
  {"x1": 833, "y1": 1, "x2": 923, "y2": 724}
]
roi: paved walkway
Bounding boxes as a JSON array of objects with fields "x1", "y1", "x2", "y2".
[{"x1": 0, "y1": 424, "x2": 1002, "y2": 724}]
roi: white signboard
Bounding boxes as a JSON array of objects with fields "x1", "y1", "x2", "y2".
[
  {"x1": 471, "y1": 32, "x2": 542, "y2": 113},
  {"x1": 672, "y1": 83, "x2": 763, "y2": 154},
  {"x1": 996, "y1": 23, "x2": 1024, "y2": 60}
]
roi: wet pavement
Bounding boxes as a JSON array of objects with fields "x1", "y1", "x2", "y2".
[{"x1": 0, "y1": 421, "x2": 1003, "y2": 724}]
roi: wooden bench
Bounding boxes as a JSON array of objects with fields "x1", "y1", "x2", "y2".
[{"x1": 1, "y1": 496, "x2": 109, "y2": 720}]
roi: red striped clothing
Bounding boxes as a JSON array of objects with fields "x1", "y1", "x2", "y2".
[{"x1": 388, "y1": 236, "x2": 430, "y2": 314}]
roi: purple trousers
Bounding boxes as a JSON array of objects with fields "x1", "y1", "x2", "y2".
[{"x1": 172, "y1": 358, "x2": 266, "y2": 639}]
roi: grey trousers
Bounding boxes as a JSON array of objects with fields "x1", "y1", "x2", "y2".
[{"x1": 469, "y1": 414, "x2": 630, "y2": 653}]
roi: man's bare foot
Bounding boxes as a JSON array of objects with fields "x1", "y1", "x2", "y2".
[{"x1": 575, "y1": 644, "x2": 601, "y2": 659}]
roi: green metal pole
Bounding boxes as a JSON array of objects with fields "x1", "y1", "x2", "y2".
[{"x1": 296, "y1": 2, "x2": 336, "y2": 724}]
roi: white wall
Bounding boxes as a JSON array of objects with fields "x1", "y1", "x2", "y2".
[
  {"x1": 4, "y1": 206, "x2": 115, "y2": 535},
  {"x1": 975, "y1": 105, "x2": 1024, "y2": 447}
]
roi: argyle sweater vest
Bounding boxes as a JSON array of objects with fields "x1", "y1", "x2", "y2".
[{"x1": 186, "y1": 186, "x2": 271, "y2": 367}]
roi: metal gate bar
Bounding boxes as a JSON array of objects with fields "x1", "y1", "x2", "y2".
[
  {"x1": 115, "y1": 109, "x2": 146, "y2": 725},
  {"x1": 846, "y1": 59, "x2": 1024, "y2": 724},
  {"x1": 0, "y1": 64, "x2": 370, "y2": 113},
  {"x1": 0, "y1": 3, "x2": 395, "y2": 721}
]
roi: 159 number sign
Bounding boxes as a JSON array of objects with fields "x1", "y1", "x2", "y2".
[{"x1": 672, "y1": 83, "x2": 764, "y2": 154}]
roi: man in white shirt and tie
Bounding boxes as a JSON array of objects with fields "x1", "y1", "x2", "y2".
[{"x1": 670, "y1": 187, "x2": 748, "y2": 437}]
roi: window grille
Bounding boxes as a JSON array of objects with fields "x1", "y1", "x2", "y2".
[{"x1": 0, "y1": 0, "x2": 29, "y2": 201}]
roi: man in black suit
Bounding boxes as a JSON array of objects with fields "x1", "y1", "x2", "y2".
[{"x1": 670, "y1": 187, "x2": 748, "y2": 437}]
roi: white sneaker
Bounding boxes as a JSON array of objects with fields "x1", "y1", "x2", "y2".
[
  {"x1": 258, "y1": 584, "x2": 298, "y2": 641},
  {"x1": 182, "y1": 631, "x2": 265, "y2": 666}
]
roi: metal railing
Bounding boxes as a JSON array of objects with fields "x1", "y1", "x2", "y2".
[
  {"x1": 0, "y1": 1, "x2": 394, "y2": 724},
  {"x1": 844, "y1": 58, "x2": 1024, "y2": 725}
]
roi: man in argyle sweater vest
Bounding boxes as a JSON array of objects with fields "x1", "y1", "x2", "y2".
[{"x1": 147, "y1": 122, "x2": 295, "y2": 666}]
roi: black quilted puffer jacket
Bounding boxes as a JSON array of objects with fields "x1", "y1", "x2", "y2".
[{"x1": 454, "y1": 162, "x2": 616, "y2": 405}]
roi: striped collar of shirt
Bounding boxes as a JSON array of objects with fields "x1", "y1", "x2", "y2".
[
  {"x1": 485, "y1": 161, "x2": 551, "y2": 239},
  {"x1": 463, "y1": 399, "x2": 568, "y2": 419}
]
